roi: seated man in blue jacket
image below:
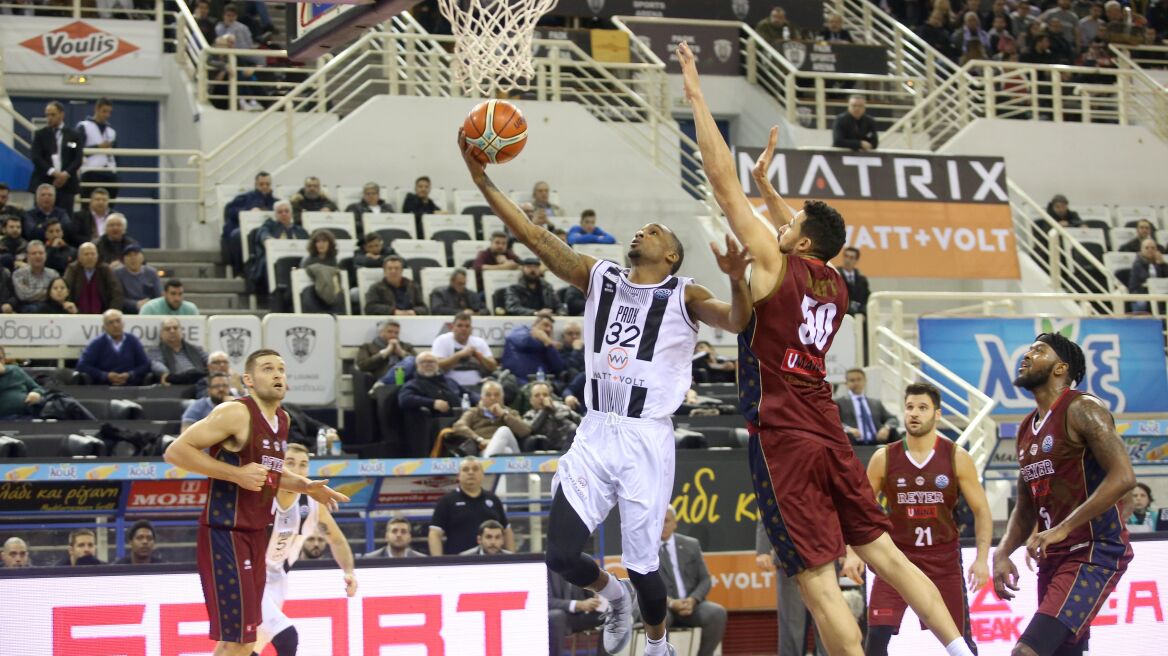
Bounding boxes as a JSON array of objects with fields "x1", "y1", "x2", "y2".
[
  {"x1": 396, "y1": 351, "x2": 478, "y2": 457},
  {"x1": 501, "y1": 311, "x2": 564, "y2": 384},
  {"x1": 222, "y1": 171, "x2": 276, "y2": 274},
  {"x1": 76, "y1": 309, "x2": 151, "y2": 386},
  {"x1": 566, "y1": 209, "x2": 616, "y2": 245}
]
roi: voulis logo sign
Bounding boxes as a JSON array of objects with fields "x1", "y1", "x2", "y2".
[{"x1": 19, "y1": 21, "x2": 139, "y2": 71}]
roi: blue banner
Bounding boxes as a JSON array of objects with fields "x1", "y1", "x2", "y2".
[{"x1": 918, "y1": 317, "x2": 1168, "y2": 415}]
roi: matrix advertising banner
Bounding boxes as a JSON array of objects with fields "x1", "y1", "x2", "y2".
[
  {"x1": 918, "y1": 317, "x2": 1168, "y2": 415},
  {"x1": 734, "y1": 148, "x2": 1018, "y2": 279},
  {"x1": 0, "y1": 559, "x2": 549, "y2": 656},
  {"x1": 865, "y1": 542, "x2": 1168, "y2": 654},
  {"x1": 1, "y1": 17, "x2": 161, "y2": 77}
]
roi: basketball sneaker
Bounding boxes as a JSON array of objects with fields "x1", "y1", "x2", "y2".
[{"x1": 602, "y1": 578, "x2": 636, "y2": 654}]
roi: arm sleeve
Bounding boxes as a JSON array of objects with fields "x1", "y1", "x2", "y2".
[
  {"x1": 409, "y1": 282, "x2": 427, "y2": 313},
  {"x1": 755, "y1": 521, "x2": 771, "y2": 556},
  {"x1": 16, "y1": 368, "x2": 45, "y2": 396},
  {"x1": 831, "y1": 115, "x2": 860, "y2": 150},
  {"x1": 504, "y1": 285, "x2": 536, "y2": 315},
  {"x1": 30, "y1": 132, "x2": 52, "y2": 176},
  {"x1": 688, "y1": 543, "x2": 713, "y2": 602},
  {"x1": 63, "y1": 130, "x2": 83, "y2": 175},
  {"x1": 364, "y1": 284, "x2": 394, "y2": 316},
  {"x1": 397, "y1": 383, "x2": 428, "y2": 410},
  {"x1": 866, "y1": 116, "x2": 880, "y2": 150},
  {"x1": 76, "y1": 341, "x2": 108, "y2": 383},
  {"x1": 129, "y1": 339, "x2": 152, "y2": 383},
  {"x1": 430, "y1": 495, "x2": 451, "y2": 532},
  {"x1": 493, "y1": 492, "x2": 510, "y2": 528}
]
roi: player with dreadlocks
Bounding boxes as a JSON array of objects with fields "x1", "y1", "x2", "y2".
[{"x1": 992, "y1": 333, "x2": 1135, "y2": 656}]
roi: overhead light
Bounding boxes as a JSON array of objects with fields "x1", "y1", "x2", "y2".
[{"x1": 65, "y1": 74, "x2": 90, "y2": 84}]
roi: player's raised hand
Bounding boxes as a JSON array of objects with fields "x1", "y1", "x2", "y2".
[
  {"x1": 992, "y1": 555, "x2": 1020, "y2": 601},
  {"x1": 305, "y1": 479, "x2": 351, "y2": 512},
  {"x1": 456, "y1": 127, "x2": 486, "y2": 178},
  {"x1": 752, "y1": 126, "x2": 779, "y2": 180},
  {"x1": 343, "y1": 572, "x2": 358, "y2": 597},
  {"x1": 1026, "y1": 523, "x2": 1069, "y2": 561},
  {"x1": 676, "y1": 42, "x2": 701, "y2": 102},
  {"x1": 233, "y1": 462, "x2": 269, "y2": 492},
  {"x1": 710, "y1": 234, "x2": 754, "y2": 282},
  {"x1": 967, "y1": 558, "x2": 990, "y2": 592}
]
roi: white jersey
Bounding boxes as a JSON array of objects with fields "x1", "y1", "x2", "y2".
[
  {"x1": 583, "y1": 259, "x2": 698, "y2": 419},
  {"x1": 76, "y1": 119, "x2": 116, "y2": 170},
  {"x1": 265, "y1": 494, "x2": 319, "y2": 578}
]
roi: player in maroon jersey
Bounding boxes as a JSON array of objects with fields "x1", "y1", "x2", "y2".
[
  {"x1": 846, "y1": 382, "x2": 993, "y2": 655},
  {"x1": 164, "y1": 349, "x2": 349, "y2": 656},
  {"x1": 993, "y1": 333, "x2": 1134, "y2": 656},
  {"x1": 679, "y1": 42, "x2": 975, "y2": 656}
]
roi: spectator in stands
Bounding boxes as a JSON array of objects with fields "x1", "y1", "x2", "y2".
[
  {"x1": 41, "y1": 277, "x2": 78, "y2": 314},
  {"x1": 140, "y1": 278, "x2": 199, "y2": 316},
  {"x1": 223, "y1": 171, "x2": 276, "y2": 273},
  {"x1": 428, "y1": 457, "x2": 514, "y2": 555},
  {"x1": 840, "y1": 246, "x2": 870, "y2": 315},
  {"x1": 1119, "y1": 220, "x2": 1163, "y2": 252},
  {"x1": 1, "y1": 537, "x2": 31, "y2": 568},
  {"x1": 1103, "y1": 0, "x2": 1146, "y2": 46},
  {"x1": 0, "y1": 216, "x2": 27, "y2": 270},
  {"x1": 193, "y1": 0, "x2": 216, "y2": 43},
  {"x1": 530, "y1": 181, "x2": 564, "y2": 218},
  {"x1": 1042, "y1": 0, "x2": 1079, "y2": 43},
  {"x1": 0, "y1": 183, "x2": 23, "y2": 223},
  {"x1": 299, "y1": 229, "x2": 346, "y2": 314},
  {"x1": 430, "y1": 268, "x2": 486, "y2": 315},
  {"x1": 1011, "y1": 0, "x2": 1038, "y2": 38},
  {"x1": 22, "y1": 184, "x2": 71, "y2": 243},
  {"x1": 472, "y1": 231, "x2": 520, "y2": 286},
  {"x1": 953, "y1": 11, "x2": 992, "y2": 54},
  {"x1": 0, "y1": 345, "x2": 45, "y2": 419},
  {"x1": 1128, "y1": 482, "x2": 1157, "y2": 532},
  {"x1": 820, "y1": 13, "x2": 854, "y2": 42},
  {"x1": 1045, "y1": 17, "x2": 1076, "y2": 62},
  {"x1": 43, "y1": 220, "x2": 76, "y2": 274},
  {"x1": 57, "y1": 529, "x2": 105, "y2": 566},
  {"x1": 95, "y1": 214, "x2": 137, "y2": 267},
  {"x1": 566, "y1": 210, "x2": 616, "y2": 245},
  {"x1": 519, "y1": 202, "x2": 555, "y2": 232},
  {"x1": 557, "y1": 321, "x2": 584, "y2": 386},
  {"x1": 983, "y1": 0, "x2": 1010, "y2": 30},
  {"x1": 398, "y1": 350, "x2": 466, "y2": 423},
  {"x1": 988, "y1": 14, "x2": 1016, "y2": 55},
  {"x1": 432, "y1": 311, "x2": 496, "y2": 387},
  {"x1": 459, "y1": 520, "x2": 511, "y2": 556},
  {"x1": 1022, "y1": 31, "x2": 1061, "y2": 63},
  {"x1": 76, "y1": 98, "x2": 118, "y2": 205},
  {"x1": 363, "y1": 517, "x2": 425, "y2": 558},
  {"x1": 521, "y1": 381, "x2": 580, "y2": 452},
  {"x1": 918, "y1": 12, "x2": 958, "y2": 57},
  {"x1": 835, "y1": 368, "x2": 899, "y2": 445},
  {"x1": 71, "y1": 187, "x2": 112, "y2": 244},
  {"x1": 12, "y1": 241, "x2": 59, "y2": 312},
  {"x1": 115, "y1": 520, "x2": 163, "y2": 564},
  {"x1": 354, "y1": 232, "x2": 389, "y2": 269},
  {"x1": 832, "y1": 95, "x2": 879, "y2": 151},
  {"x1": 299, "y1": 534, "x2": 329, "y2": 560},
  {"x1": 290, "y1": 176, "x2": 338, "y2": 223},
  {"x1": 548, "y1": 568, "x2": 604, "y2": 656},
  {"x1": 501, "y1": 311, "x2": 564, "y2": 383},
  {"x1": 1046, "y1": 194, "x2": 1083, "y2": 227},
  {"x1": 692, "y1": 341, "x2": 736, "y2": 384},
  {"x1": 283, "y1": 403, "x2": 344, "y2": 451},
  {"x1": 182, "y1": 371, "x2": 232, "y2": 430},
  {"x1": 365, "y1": 255, "x2": 426, "y2": 315},
  {"x1": 78, "y1": 309, "x2": 150, "y2": 385},
  {"x1": 1125, "y1": 238, "x2": 1167, "y2": 312},
  {"x1": 401, "y1": 176, "x2": 443, "y2": 232},
  {"x1": 215, "y1": 4, "x2": 256, "y2": 54},
  {"x1": 29, "y1": 101, "x2": 83, "y2": 216},
  {"x1": 659, "y1": 506, "x2": 727, "y2": 656},
  {"x1": 756, "y1": 521, "x2": 824, "y2": 656},
  {"x1": 64, "y1": 242, "x2": 122, "y2": 314},
  {"x1": 447, "y1": 380, "x2": 530, "y2": 456},
  {"x1": 1079, "y1": 1, "x2": 1106, "y2": 48},
  {"x1": 505, "y1": 258, "x2": 565, "y2": 315},
  {"x1": 202, "y1": 351, "x2": 244, "y2": 397},
  {"x1": 0, "y1": 269, "x2": 15, "y2": 314},
  {"x1": 149, "y1": 317, "x2": 208, "y2": 385},
  {"x1": 248, "y1": 200, "x2": 307, "y2": 288},
  {"x1": 356, "y1": 319, "x2": 416, "y2": 381},
  {"x1": 114, "y1": 244, "x2": 160, "y2": 313},
  {"x1": 755, "y1": 7, "x2": 797, "y2": 44},
  {"x1": 346, "y1": 182, "x2": 394, "y2": 231}
]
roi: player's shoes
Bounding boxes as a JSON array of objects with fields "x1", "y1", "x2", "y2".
[
  {"x1": 603, "y1": 578, "x2": 636, "y2": 654},
  {"x1": 665, "y1": 643, "x2": 677, "y2": 655}
]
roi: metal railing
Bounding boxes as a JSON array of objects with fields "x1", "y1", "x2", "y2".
[
  {"x1": 0, "y1": 51, "x2": 36, "y2": 153},
  {"x1": 871, "y1": 326, "x2": 997, "y2": 470},
  {"x1": 0, "y1": 0, "x2": 162, "y2": 20},
  {"x1": 1110, "y1": 44, "x2": 1168, "y2": 71},
  {"x1": 827, "y1": 0, "x2": 961, "y2": 90},
  {"x1": 78, "y1": 147, "x2": 206, "y2": 224}
]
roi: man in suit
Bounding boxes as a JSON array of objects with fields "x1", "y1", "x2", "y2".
[
  {"x1": 659, "y1": 506, "x2": 727, "y2": 656},
  {"x1": 831, "y1": 95, "x2": 879, "y2": 151},
  {"x1": 547, "y1": 569, "x2": 604, "y2": 656},
  {"x1": 756, "y1": 521, "x2": 826, "y2": 656},
  {"x1": 839, "y1": 247, "x2": 869, "y2": 315},
  {"x1": 29, "y1": 101, "x2": 83, "y2": 216},
  {"x1": 1126, "y1": 237, "x2": 1168, "y2": 313},
  {"x1": 835, "y1": 368, "x2": 899, "y2": 445},
  {"x1": 362, "y1": 517, "x2": 426, "y2": 558}
]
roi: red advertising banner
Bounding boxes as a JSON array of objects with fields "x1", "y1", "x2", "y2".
[{"x1": 126, "y1": 480, "x2": 208, "y2": 511}]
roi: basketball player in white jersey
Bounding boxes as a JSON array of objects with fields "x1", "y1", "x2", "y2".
[
  {"x1": 255, "y1": 443, "x2": 357, "y2": 656},
  {"x1": 459, "y1": 130, "x2": 753, "y2": 656}
]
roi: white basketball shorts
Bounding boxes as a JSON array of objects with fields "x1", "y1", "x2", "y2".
[
  {"x1": 259, "y1": 569, "x2": 294, "y2": 638},
  {"x1": 552, "y1": 411, "x2": 676, "y2": 575}
]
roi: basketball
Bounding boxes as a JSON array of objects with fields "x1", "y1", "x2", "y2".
[{"x1": 462, "y1": 99, "x2": 528, "y2": 165}]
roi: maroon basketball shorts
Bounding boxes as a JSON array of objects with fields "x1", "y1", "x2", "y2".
[
  {"x1": 868, "y1": 542, "x2": 969, "y2": 634},
  {"x1": 1035, "y1": 540, "x2": 1132, "y2": 643},
  {"x1": 196, "y1": 524, "x2": 269, "y2": 643}
]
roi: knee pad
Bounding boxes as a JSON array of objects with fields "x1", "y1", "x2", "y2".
[
  {"x1": 271, "y1": 626, "x2": 299, "y2": 656},
  {"x1": 544, "y1": 547, "x2": 600, "y2": 588},
  {"x1": 864, "y1": 625, "x2": 894, "y2": 656},
  {"x1": 627, "y1": 569, "x2": 668, "y2": 627}
]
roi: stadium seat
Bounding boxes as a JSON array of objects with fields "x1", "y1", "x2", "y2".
[
  {"x1": 1082, "y1": 220, "x2": 1112, "y2": 249},
  {"x1": 239, "y1": 210, "x2": 274, "y2": 266},
  {"x1": 1103, "y1": 251, "x2": 1134, "y2": 281},
  {"x1": 512, "y1": 241, "x2": 536, "y2": 261},
  {"x1": 391, "y1": 239, "x2": 446, "y2": 279},
  {"x1": 364, "y1": 213, "x2": 416, "y2": 244},
  {"x1": 275, "y1": 184, "x2": 301, "y2": 200},
  {"x1": 271, "y1": 255, "x2": 302, "y2": 306},
  {"x1": 0, "y1": 434, "x2": 29, "y2": 458},
  {"x1": 1076, "y1": 205, "x2": 1113, "y2": 224},
  {"x1": 1110, "y1": 227, "x2": 1137, "y2": 248},
  {"x1": 291, "y1": 268, "x2": 352, "y2": 315},
  {"x1": 1116, "y1": 205, "x2": 1161, "y2": 226},
  {"x1": 574, "y1": 243, "x2": 626, "y2": 265},
  {"x1": 355, "y1": 267, "x2": 384, "y2": 312},
  {"x1": 302, "y1": 211, "x2": 357, "y2": 239},
  {"x1": 479, "y1": 214, "x2": 505, "y2": 239},
  {"x1": 482, "y1": 269, "x2": 519, "y2": 314},
  {"x1": 58, "y1": 433, "x2": 106, "y2": 457},
  {"x1": 421, "y1": 267, "x2": 478, "y2": 302},
  {"x1": 1063, "y1": 227, "x2": 1107, "y2": 251},
  {"x1": 451, "y1": 240, "x2": 488, "y2": 268},
  {"x1": 453, "y1": 189, "x2": 491, "y2": 221},
  {"x1": 334, "y1": 185, "x2": 365, "y2": 210},
  {"x1": 422, "y1": 214, "x2": 476, "y2": 264}
]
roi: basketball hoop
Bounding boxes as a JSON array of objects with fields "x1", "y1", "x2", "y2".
[{"x1": 438, "y1": 0, "x2": 559, "y2": 95}]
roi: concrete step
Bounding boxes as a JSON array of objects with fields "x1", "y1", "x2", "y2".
[
  {"x1": 151, "y1": 262, "x2": 227, "y2": 279},
  {"x1": 182, "y1": 278, "x2": 246, "y2": 294},
  {"x1": 186, "y1": 292, "x2": 248, "y2": 310},
  {"x1": 144, "y1": 249, "x2": 221, "y2": 264},
  {"x1": 209, "y1": 307, "x2": 269, "y2": 317}
]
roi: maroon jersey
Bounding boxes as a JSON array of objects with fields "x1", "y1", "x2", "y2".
[
  {"x1": 881, "y1": 437, "x2": 960, "y2": 551},
  {"x1": 199, "y1": 397, "x2": 288, "y2": 532},
  {"x1": 1016, "y1": 389, "x2": 1128, "y2": 556},
  {"x1": 739, "y1": 253, "x2": 849, "y2": 447}
]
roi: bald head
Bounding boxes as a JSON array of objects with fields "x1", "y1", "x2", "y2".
[
  {"x1": 2, "y1": 537, "x2": 30, "y2": 568},
  {"x1": 102, "y1": 309, "x2": 125, "y2": 339},
  {"x1": 78, "y1": 242, "x2": 98, "y2": 269}
]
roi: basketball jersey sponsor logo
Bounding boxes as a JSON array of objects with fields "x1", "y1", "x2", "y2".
[
  {"x1": 915, "y1": 476, "x2": 925, "y2": 486},
  {"x1": 1042, "y1": 435, "x2": 1054, "y2": 453},
  {"x1": 897, "y1": 491, "x2": 945, "y2": 505},
  {"x1": 780, "y1": 347, "x2": 826, "y2": 377},
  {"x1": 261, "y1": 455, "x2": 284, "y2": 473},
  {"x1": 905, "y1": 505, "x2": 939, "y2": 519},
  {"x1": 896, "y1": 477, "x2": 906, "y2": 487},
  {"x1": 935, "y1": 474, "x2": 950, "y2": 490},
  {"x1": 607, "y1": 347, "x2": 630, "y2": 370},
  {"x1": 1021, "y1": 459, "x2": 1055, "y2": 482}
]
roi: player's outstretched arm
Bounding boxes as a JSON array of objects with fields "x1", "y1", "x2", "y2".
[
  {"x1": 318, "y1": 506, "x2": 358, "y2": 597},
  {"x1": 1028, "y1": 397, "x2": 1136, "y2": 560},
  {"x1": 955, "y1": 448, "x2": 993, "y2": 590},
  {"x1": 677, "y1": 42, "x2": 780, "y2": 279},
  {"x1": 751, "y1": 127, "x2": 797, "y2": 233},
  {"x1": 686, "y1": 235, "x2": 754, "y2": 332},
  {"x1": 457, "y1": 129, "x2": 596, "y2": 292},
  {"x1": 164, "y1": 402, "x2": 266, "y2": 490},
  {"x1": 992, "y1": 472, "x2": 1036, "y2": 601}
]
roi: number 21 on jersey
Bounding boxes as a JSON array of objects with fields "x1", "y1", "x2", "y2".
[{"x1": 798, "y1": 296, "x2": 837, "y2": 350}]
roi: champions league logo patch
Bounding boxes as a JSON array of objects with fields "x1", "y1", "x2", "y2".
[
  {"x1": 935, "y1": 474, "x2": 950, "y2": 490},
  {"x1": 285, "y1": 327, "x2": 316, "y2": 363},
  {"x1": 221, "y1": 327, "x2": 252, "y2": 360},
  {"x1": 299, "y1": 504, "x2": 310, "y2": 518},
  {"x1": 1042, "y1": 435, "x2": 1054, "y2": 453},
  {"x1": 654, "y1": 288, "x2": 673, "y2": 299}
]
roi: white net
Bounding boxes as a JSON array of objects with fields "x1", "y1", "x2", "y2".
[{"x1": 437, "y1": 0, "x2": 560, "y2": 96}]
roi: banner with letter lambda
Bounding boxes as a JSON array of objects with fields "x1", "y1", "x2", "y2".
[
  {"x1": 918, "y1": 316, "x2": 1168, "y2": 415},
  {"x1": 734, "y1": 147, "x2": 1019, "y2": 279}
]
